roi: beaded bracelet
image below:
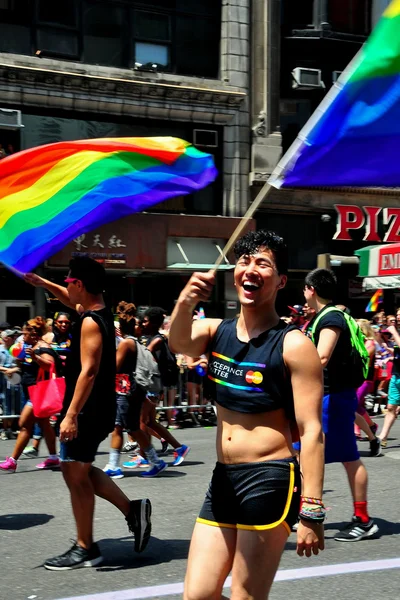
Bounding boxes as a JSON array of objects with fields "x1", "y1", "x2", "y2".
[
  {"x1": 301, "y1": 496, "x2": 324, "y2": 507},
  {"x1": 299, "y1": 506, "x2": 326, "y2": 524}
]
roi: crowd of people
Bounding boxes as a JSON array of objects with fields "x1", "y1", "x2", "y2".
[{"x1": 0, "y1": 231, "x2": 397, "y2": 596}]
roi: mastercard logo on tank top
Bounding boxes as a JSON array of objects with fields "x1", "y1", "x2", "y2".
[{"x1": 208, "y1": 352, "x2": 265, "y2": 392}]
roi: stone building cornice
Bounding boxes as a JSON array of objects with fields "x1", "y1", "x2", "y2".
[{"x1": 0, "y1": 54, "x2": 246, "y2": 124}]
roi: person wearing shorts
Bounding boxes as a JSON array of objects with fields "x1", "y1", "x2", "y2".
[
  {"x1": 24, "y1": 257, "x2": 152, "y2": 571},
  {"x1": 170, "y1": 230, "x2": 325, "y2": 600},
  {"x1": 379, "y1": 324, "x2": 400, "y2": 447},
  {"x1": 305, "y1": 268, "x2": 379, "y2": 542}
]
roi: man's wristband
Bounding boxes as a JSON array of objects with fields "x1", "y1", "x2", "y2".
[{"x1": 299, "y1": 508, "x2": 326, "y2": 523}]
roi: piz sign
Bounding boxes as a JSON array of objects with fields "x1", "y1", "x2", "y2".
[{"x1": 334, "y1": 205, "x2": 400, "y2": 242}]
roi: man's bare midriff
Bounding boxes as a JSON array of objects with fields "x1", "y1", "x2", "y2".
[{"x1": 216, "y1": 404, "x2": 295, "y2": 464}]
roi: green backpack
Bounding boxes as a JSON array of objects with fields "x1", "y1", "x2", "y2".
[{"x1": 311, "y1": 307, "x2": 369, "y2": 388}]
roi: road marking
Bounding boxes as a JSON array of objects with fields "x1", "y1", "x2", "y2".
[{"x1": 55, "y1": 557, "x2": 400, "y2": 600}]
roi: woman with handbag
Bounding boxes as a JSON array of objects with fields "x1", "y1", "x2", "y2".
[{"x1": 0, "y1": 317, "x2": 61, "y2": 473}]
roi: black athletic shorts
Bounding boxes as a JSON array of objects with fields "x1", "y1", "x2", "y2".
[
  {"x1": 198, "y1": 457, "x2": 301, "y2": 535},
  {"x1": 115, "y1": 387, "x2": 146, "y2": 432},
  {"x1": 60, "y1": 430, "x2": 107, "y2": 463}
]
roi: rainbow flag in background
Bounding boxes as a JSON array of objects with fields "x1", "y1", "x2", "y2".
[
  {"x1": 0, "y1": 137, "x2": 217, "y2": 273},
  {"x1": 269, "y1": 0, "x2": 400, "y2": 188},
  {"x1": 366, "y1": 289, "x2": 384, "y2": 313}
]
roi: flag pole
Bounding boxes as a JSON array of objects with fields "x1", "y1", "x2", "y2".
[{"x1": 214, "y1": 182, "x2": 273, "y2": 270}]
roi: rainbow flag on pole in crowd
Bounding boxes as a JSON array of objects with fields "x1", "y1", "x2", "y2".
[
  {"x1": 0, "y1": 137, "x2": 217, "y2": 273},
  {"x1": 366, "y1": 289, "x2": 384, "y2": 313},
  {"x1": 269, "y1": 0, "x2": 400, "y2": 189}
]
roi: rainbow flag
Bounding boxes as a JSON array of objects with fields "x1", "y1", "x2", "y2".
[
  {"x1": 269, "y1": 0, "x2": 400, "y2": 188},
  {"x1": 366, "y1": 289, "x2": 384, "y2": 313},
  {"x1": 0, "y1": 137, "x2": 217, "y2": 273}
]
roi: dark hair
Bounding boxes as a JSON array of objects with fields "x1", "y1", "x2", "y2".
[
  {"x1": 144, "y1": 306, "x2": 166, "y2": 329},
  {"x1": 305, "y1": 268, "x2": 337, "y2": 300},
  {"x1": 117, "y1": 302, "x2": 137, "y2": 336},
  {"x1": 233, "y1": 230, "x2": 288, "y2": 275},
  {"x1": 54, "y1": 311, "x2": 70, "y2": 321},
  {"x1": 69, "y1": 257, "x2": 106, "y2": 295}
]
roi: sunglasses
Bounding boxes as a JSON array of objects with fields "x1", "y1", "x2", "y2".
[
  {"x1": 64, "y1": 277, "x2": 78, "y2": 284},
  {"x1": 57, "y1": 320, "x2": 70, "y2": 325}
]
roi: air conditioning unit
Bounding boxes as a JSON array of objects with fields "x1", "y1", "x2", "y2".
[
  {"x1": 0, "y1": 108, "x2": 24, "y2": 130},
  {"x1": 332, "y1": 70, "x2": 343, "y2": 83},
  {"x1": 193, "y1": 129, "x2": 218, "y2": 148},
  {"x1": 292, "y1": 67, "x2": 323, "y2": 89}
]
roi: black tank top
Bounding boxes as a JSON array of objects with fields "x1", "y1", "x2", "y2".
[
  {"x1": 207, "y1": 319, "x2": 297, "y2": 417},
  {"x1": 63, "y1": 308, "x2": 116, "y2": 434}
]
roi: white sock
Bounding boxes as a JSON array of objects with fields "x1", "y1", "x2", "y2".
[
  {"x1": 109, "y1": 448, "x2": 120, "y2": 469},
  {"x1": 48, "y1": 455, "x2": 58, "y2": 461},
  {"x1": 144, "y1": 445, "x2": 162, "y2": 467}
]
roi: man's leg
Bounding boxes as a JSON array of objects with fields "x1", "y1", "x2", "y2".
[
  {"x1": 379, "y1": 403, "x2": 399, "y2": 444},
  {"x1": 334, "y1": 458, "x2": 378, "y2": 541},
  {"x1": 40, "y1": 418, "x2": 57, "y2": 456},
  {"x1": 230, "y1": 525, "x2": 289, "y2": 600},
  {"x1": 89, "y1": 464, "x2": 152, "y2": 553},
  {"x1": 343, "y1": 459, "x2": 368, "y2": 502},
  {"x1": 89, "y1": 465, "x2": 130, "y2": 515},
  {"x1": 184, "y1": 522, "x2": 236, "y2": 600},
  {"x1": 103, "y1": 424, "x2": 125, "y2": 477},
  {"x1": 62, "y1": 462, "x2": 95, "y2": 549}
]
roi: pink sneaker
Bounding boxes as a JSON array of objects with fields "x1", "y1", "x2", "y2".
[
  {"x1": 0, "y1": 456, "x2": 17, "y2": 473},
  {"x1": 36, "y1": 457, "x2": 60, "y2": 469}
]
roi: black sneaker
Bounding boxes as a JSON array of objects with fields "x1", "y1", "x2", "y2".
[
  {"x1": 44, "y1": 542, "x2": 103, "y2": 570},
  {"x1": 126, "y1": 499, "x2": 152, "y2": 553},
  {"x1": 334, "y1": 516, "x2": 379, "y2": 542},
  {"x1": 369, "y1": 437, "x2": 381, "y2": 457},
  {"x1": 160, "y1": 439, "x2": 169, "y2": 455}
]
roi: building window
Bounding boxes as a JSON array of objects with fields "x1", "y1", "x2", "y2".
[
  {"x1": 0, "y1": 0, "x2": 221, "y2": 79},
  {"x1": 329, "y1": 0, "x2": 372, "y2": 35},
  {"x1": 133, "y1": 10, "x2": 171, "y2": 70},
  {"x1": 35, "y1": 0, "x2": 79, "y2": 59},
  {"x1": 281, "y1": 0, "x2": 314, "y2": 31},
  {"x1": 0, "y1": 0, "x2": 34, "y2": 55},
  {"x1": 37, "y1": 0, "x2": 77, "y2": 28},
  {"x1": 83, "y1": 1, "x2": 127, "y2": 68}
]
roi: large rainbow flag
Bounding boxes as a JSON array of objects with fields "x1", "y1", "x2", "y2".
[
  {"x1": 269, "y1": 0, "x2": 400, "y2": 188},
  {"x1": 0, "y1": 137, "x2": 217, "y2": 273}
]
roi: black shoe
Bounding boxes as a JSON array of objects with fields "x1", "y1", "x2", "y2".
[
  {"x1": 44, "y1": 542, "x2": 103, "y2": 570},
  {"x1": 160, "y1": 439, "x2": 169, "y2": 455},
  {"x1": 369, "y1": 437, "x2": 381, "y2": 457},
  {"x1": 334, "y1": 516, "x2": 379, "y2": 542},
  {"x1": 126, "y1": 499, "x2": 152, "y2": 553}
]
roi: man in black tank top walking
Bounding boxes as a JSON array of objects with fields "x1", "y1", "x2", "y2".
[
  {"x1": 24, "y1": 258, "x2": 152, "y2": 570},
  {"x1": 170, "y1": 230, "x2": 325, "y2": 600},
  {"x1": 304, "y1": 268, "x2": 379, "y2": 542}
]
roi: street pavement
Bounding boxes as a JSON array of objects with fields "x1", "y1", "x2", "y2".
[{"x1": 0, "y1": 416, "x2": 399, "y2": 600}]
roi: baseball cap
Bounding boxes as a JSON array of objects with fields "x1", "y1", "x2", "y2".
[
  {"x1": 288, "y1": 305, "x2": 304, "y2": 316},
  {"x1": 1, "y1": 329, "x2": 19, "y2": 340},
  {"x1": 0, "y1": 321, "x2": 10, "y2": 329}
]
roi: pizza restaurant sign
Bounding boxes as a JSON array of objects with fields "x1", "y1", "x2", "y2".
[{"x1": 334, "y1": 204, "x2": 400, "y2": 242}]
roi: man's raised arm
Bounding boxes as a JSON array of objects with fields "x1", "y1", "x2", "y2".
[
  {"x1": 24, "y1": 273, "x2": 78, "y2": 311},
  {"x1": 169, "y1": 271, "x2": 219, "y2": 357}
]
